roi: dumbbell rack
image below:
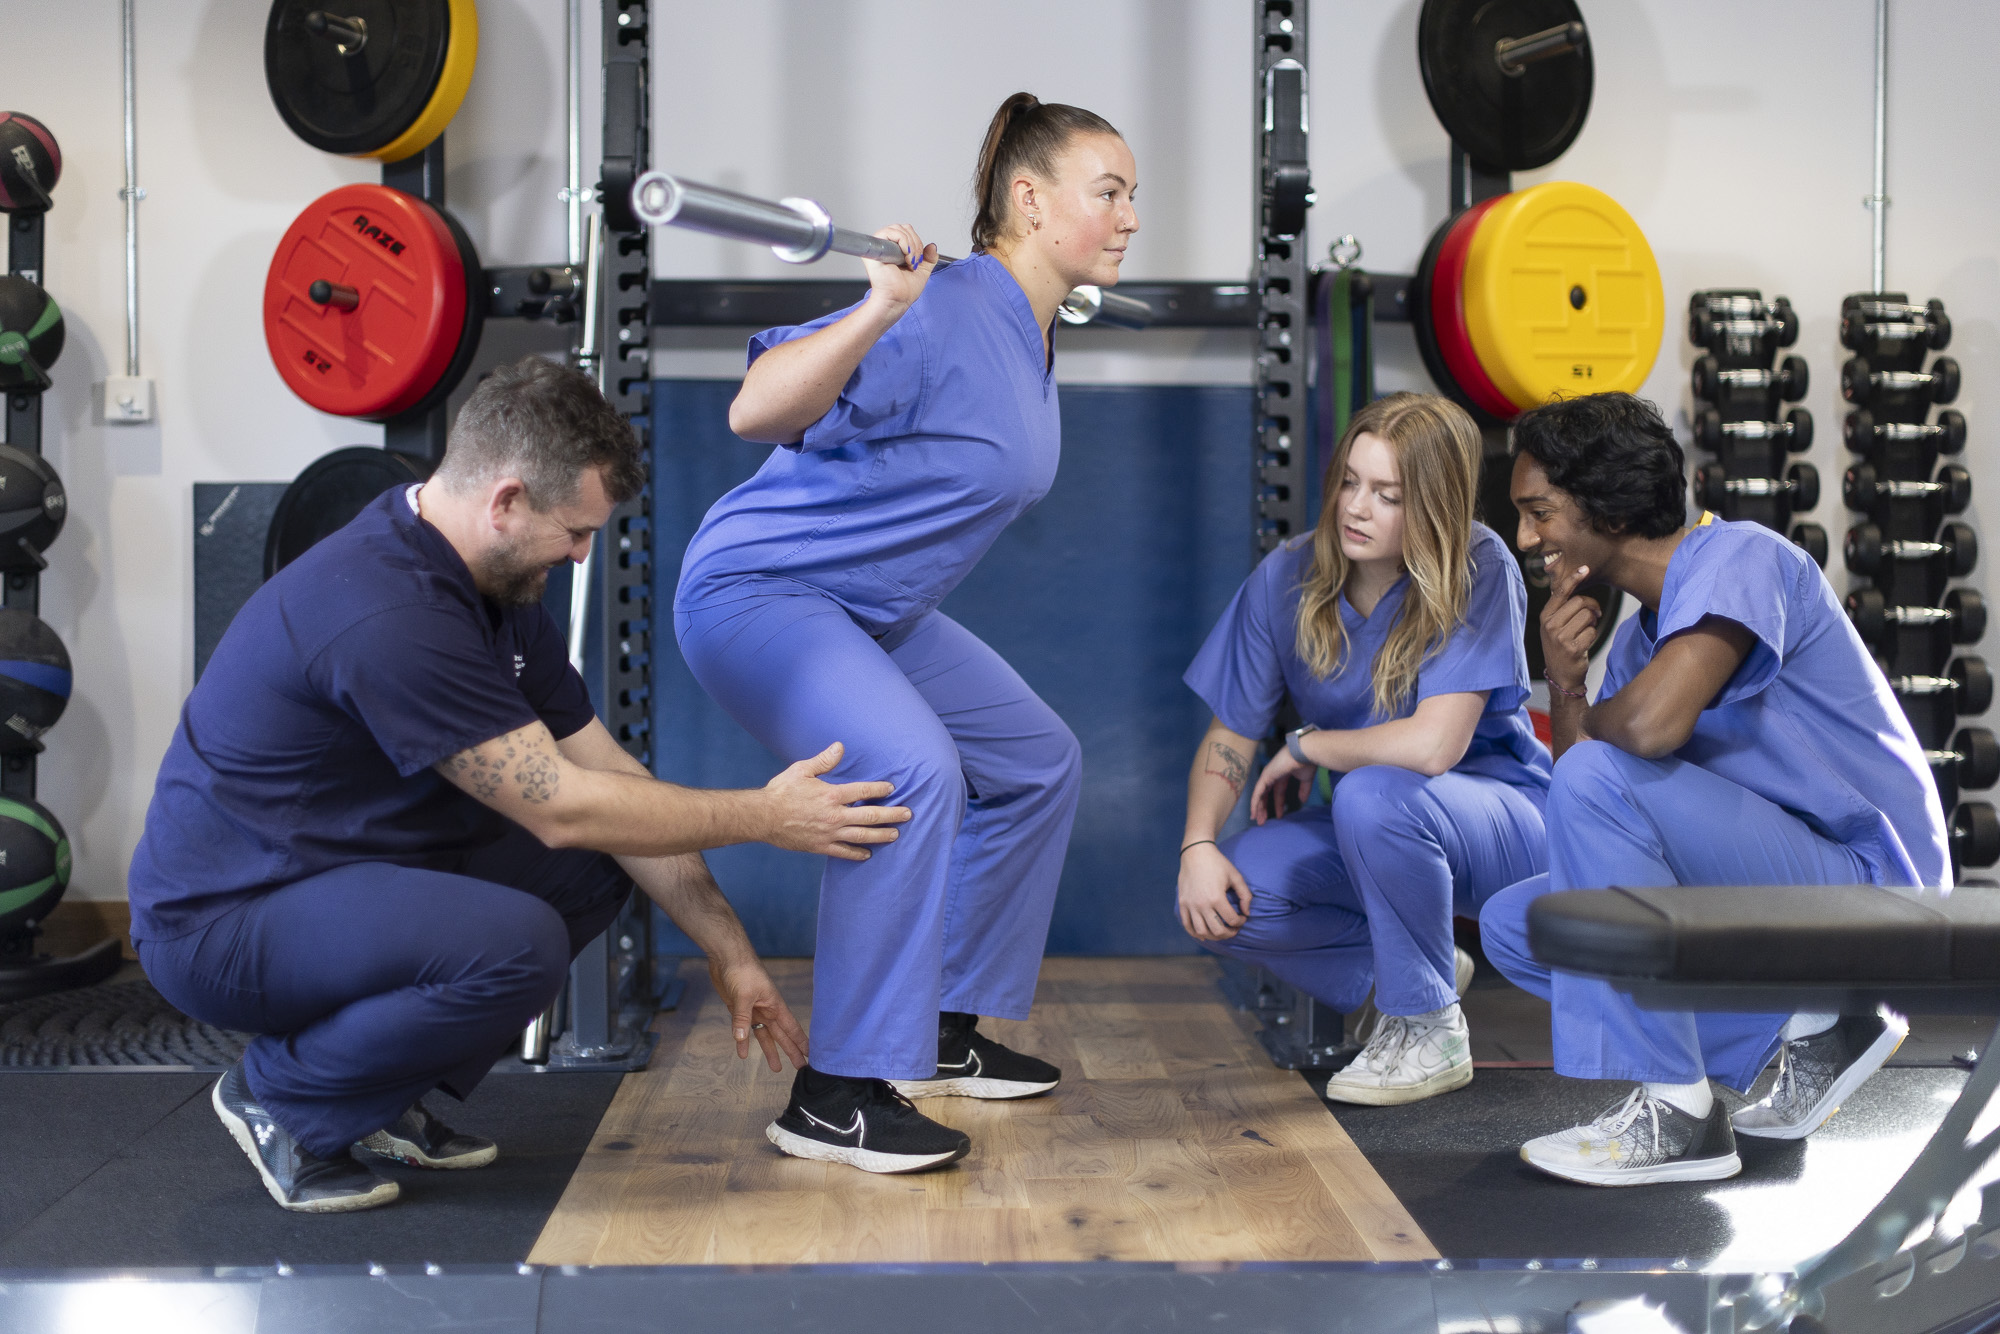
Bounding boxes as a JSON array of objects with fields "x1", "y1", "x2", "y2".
[
  {"x1": 1836, "y1": 294, "x2": 1998, "y2": 874},
  {"x1": 0, "y1": 206, "x2": 119, "y2": 997},
  {"x1": 1686, "y1": 290, "x2": 1825, "y2": 564}
]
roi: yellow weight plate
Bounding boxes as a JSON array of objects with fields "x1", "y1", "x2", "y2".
[
  {"x1": 370, "y1": 0, "x2": 479, "y2": 163},
  {"x1": 1460, "y1": 181, "x2": 1664, "y2": 412}
]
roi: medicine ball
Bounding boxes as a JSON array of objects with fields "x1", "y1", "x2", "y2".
[
  {"x1": 0, "y1": 112, "x2": 61, "y2": 213},
  {"x1": 0, "y1": 794, "x2": 70, "y2": 936},
  {"x1": 0, "y1": 276, "x2": 63, "y2": 392},
  {"x1": 0, "y1": 446, "x2": 65, "y2": 572},
  {"x1": 0, "y1": 608, "x2": 69, "y2": 751}
]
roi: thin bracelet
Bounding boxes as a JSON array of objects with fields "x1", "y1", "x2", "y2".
[
  {"x1": 1544, "y1": 676, "x2": 1587, "y2": 701},
  {"x1": 1180, "y1": 839, "x2": 1218, "y2": 856}
]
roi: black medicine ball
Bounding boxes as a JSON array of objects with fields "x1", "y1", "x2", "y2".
[
  {"x1": 0, "y1": 446, "x2": 65, "y2": 572},
  {"x1": 0, "y1": 794, "x2": 70, "y2": 934},
  {"x1": 0, "y1": 112, "x2": 60, "y2": 213},
  {"x1": 0, "y1": 609, "x2": 69, "y2": 751},
  {"x1": 0, "y1": 276, "x2": 62, "y2": 392}
]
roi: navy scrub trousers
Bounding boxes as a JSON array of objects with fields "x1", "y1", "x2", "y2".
[{"x1": 140, "y1": 825, "x2": 630, "y2": 1160}]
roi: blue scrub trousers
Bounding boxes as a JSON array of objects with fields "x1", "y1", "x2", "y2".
[
  {"x1": 1478, "y1": 740, "x2": 1870, "y2": 1090},
  {"x1": 138, "y1": 826, "x2": 630, "y2": 1158},
  {"x1": 676, "y1": 582, "x2": 1082, "y2": 1080},
  {"x1": 1202, "y1": 764, "x2": 1547, "y2": 1016}
]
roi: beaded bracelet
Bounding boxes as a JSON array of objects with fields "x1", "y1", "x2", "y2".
[{"x1": 1544, "y1": 676, "x2": 1587, "y2": 701}]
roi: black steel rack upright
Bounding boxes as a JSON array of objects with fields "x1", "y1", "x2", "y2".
[{"x1": 1253, "y1": 0, "x2": 1311, "y2": 556}]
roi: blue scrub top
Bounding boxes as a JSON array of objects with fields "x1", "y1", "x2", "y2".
[
  {"x1": 1598, "y1": 519, "x2": 1949, "y2": 888},
  {"x1": 1184, "y1": 522, "x2": 1552, "y2": 792},
  {"x1": 676, "y1": 252, "x2": 1061, "y2": 635},
  {"x1": 127, "y1": 488, "x2": 598, "y2": 942}
]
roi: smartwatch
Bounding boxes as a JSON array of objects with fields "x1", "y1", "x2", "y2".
[{"x1": 1285, "y1": 724, "x2": 1318, "y2": 764}]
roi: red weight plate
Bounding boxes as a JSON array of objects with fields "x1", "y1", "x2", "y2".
[
  {"x1": 1432, "y1": 196, "x2": 1520, "y2": 420},
  {"x1": 263, "y1": 183, "x2": 468, "y2": 420}
]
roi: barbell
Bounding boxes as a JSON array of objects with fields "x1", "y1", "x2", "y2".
[{"x1": 628, "y1": 172, "x2": 1154, "y2": 331}]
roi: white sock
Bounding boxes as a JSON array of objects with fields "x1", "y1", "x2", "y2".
[
  {"x1": 1644, "y1": 1078, "x2": 1713, "y2": 1119},
  {"x1": 1407, "y1": 1001, "x2": 1461, "y2": 1028},
  {"x1": 1783, "y1": 1012, "x2": 1837, "y2": 1041}
]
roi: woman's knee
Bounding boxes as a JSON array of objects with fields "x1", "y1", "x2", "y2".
[{"x1": 1330, "y1": 764, "x2": 1430, "y2": 834}]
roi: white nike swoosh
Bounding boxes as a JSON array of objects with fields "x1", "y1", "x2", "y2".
[{"x1": 801, "y1": 1106, "x2": 865, "y2": 1145}]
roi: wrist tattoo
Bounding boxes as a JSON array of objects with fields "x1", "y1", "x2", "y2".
[{"x1": 1204, "y1": 741, "x2": 1249, "y2": 796}]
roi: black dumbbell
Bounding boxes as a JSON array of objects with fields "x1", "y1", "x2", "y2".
[
  {"x1": 1952, "y1": 800, "x2": 2000, "y2": 869},
  {"x1": 1689, "y1": 293, "x2": 1799, "y2": 369},
  {"x1": 1847, "y1": 585, "x2": 1986, "y2": 651},
  {"x1": 1845, "y1": 520, "x2": 1978, "y2": 578},
  {"x1": 1695, "y1": 462, "x2": 1818, "y2": 513},
  {"x1": 1844, "y1": 407, "x2": 1966, "y2": 457},
  {"x1": 1888, "y1": 658, "x2": 1992, "y2": 747},
  {"x1": 1694, "y1": 407, "x2": 1812, "y2": 456},
  {"x1": 1841, "y1": 355, "x2": 1961, "y2": 413},
  {"x1": 1843, "y1": 462, "x2": 1971, "y2": 531},
  {"x1": 1692, "y1": 354, "x2": 1809, "y2": 417},
  {"x1": 1930, "y1": 727, "x2": 2000, "y2": 810},
  {"x1": 1841, "y1": 294, "x2": 1950, "y2": 355},
  {"x1": 1789, "y1": 522, "x2": 1829, "y2": 569}
]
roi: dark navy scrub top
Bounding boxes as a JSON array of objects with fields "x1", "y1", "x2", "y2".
[
  {"x1": 1596, "y1": 518, "x2": 1948, "y2": 887},
  {"x1": 676, "y1": 252, "x2": 1060, "y2": 635},
  {"x1": 127, "y1": 487, "x2": 596, "y2": 942},
  {"x1": 1184, "y1": 523, "x2": 1552, "y2": 793}
]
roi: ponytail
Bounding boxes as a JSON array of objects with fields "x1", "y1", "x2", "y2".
[{"x1": 970, "y1": 92, "x2": 1121, "y2": 252}]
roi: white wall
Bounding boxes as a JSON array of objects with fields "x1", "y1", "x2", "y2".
[{"x1": 3, "y1": 0, "x2": 1996, "y2": 902}]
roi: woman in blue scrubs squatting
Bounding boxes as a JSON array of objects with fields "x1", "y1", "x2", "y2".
[
  {"x1": 1177, "y1": 392, "x2": 1551, "y2": 1106},
  {"x1": 675, "y1": 94, "x2": 1139, "y2": 1174}
]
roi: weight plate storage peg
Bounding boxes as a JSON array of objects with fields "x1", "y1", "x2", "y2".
[
  {"x1": 1458, "y1": 182, "x2": 1664, "y2": 412},
  {"x1": 0, "y1": 446, "x2": 65, "y2": 573},
  {"x1": 0, "y1": 794, "x2": 70, "y2": 937},
  {"x1": 263, "y1": 183, "x2": 485, "y2": 420},
  {"x1": 0, "y1": 607, "x2": 69, "y2": 752},
  {"x1": 1417, "y1": 0, "x2": 1592, "y2": 172},
  {"x1": 264, "y1": 0, "x2": 478, "y2": 162},
  {"x1": 0, "y1": 112, "x2": 60, "y2": 213},
  {"x1": 0, "y1": 276, "x2": 62, "y2": 393}
]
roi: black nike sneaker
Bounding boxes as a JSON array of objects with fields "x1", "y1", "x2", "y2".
[
  {"x1": 766, "y1": 1066, "x2": 971, "y2": 1174},
  {"x1": 212, "y1": 1062, "x2": 399, "y2": 1213},
  {"x1": 356, "y1": 1100, "x2": 498, "y2": 1169},
  {"x1": 891, "y1": 1010, "x2": 1061, "y2": 1100}
]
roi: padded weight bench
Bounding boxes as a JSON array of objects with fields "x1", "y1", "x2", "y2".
[{"x1": 1531, "y1": 885, "x2": 2000, "y2": 1333}]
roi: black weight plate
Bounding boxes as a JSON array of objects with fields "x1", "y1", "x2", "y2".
[
  {"x1": 386, "y1": 201, "x2": 489, "y2": 423},
  {"x1": 265, "y1": 0, "x2": 452, "y2": 157},
  {"x1": 0, "y1": 445, "x2": 65, "y2": 572},
  {"x1": 264, "y1": 446, "x2": 427, "y2": 579},
  {"x1": 1418, "y1": 0, "x2": 1593, "y2": 172}
]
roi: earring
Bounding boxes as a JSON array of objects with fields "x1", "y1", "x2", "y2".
[{"x1": 1029, "y1": 214, "x2": 1041, "y2": 230}]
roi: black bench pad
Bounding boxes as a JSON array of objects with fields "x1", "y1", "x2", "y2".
[{"x1": 1528, "y1": 885, "x2": 2000, "y2": 984}]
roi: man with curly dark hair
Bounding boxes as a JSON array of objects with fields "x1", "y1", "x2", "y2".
[{"x1": 1477, "y1": 391, "x2": 1945, "y2": 1187}]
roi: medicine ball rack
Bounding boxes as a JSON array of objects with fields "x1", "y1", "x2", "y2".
[{"x1": 0, "y1": 133, "x2": 117, "y2": 1002}]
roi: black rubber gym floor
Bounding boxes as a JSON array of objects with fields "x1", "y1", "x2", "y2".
[
  {"x1": 0, "y1": 1069, "x2": 619, "y2": 1268},
  {"x1": 1332, "y1": 1064, "x2": 1970, "y2": 1268}
]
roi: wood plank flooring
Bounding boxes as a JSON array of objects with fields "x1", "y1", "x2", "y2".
[{"x1": 529, "y1": 957, "x2": 1436, "y2": 1265}]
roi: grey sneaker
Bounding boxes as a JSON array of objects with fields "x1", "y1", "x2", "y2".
[
  {"x1": 1322, "y1": 1004, "x2": 1472, "y2": 1106},
  {"x1": 1733, "y1": 1011, "x2": 1908, "y2": 1141},
  {"x1": 1347, "y1": 946, "x2": 1475, "y2": 1046},
  {"x1": 1521, "y1": 1087, "x2": 1740, "y2": 1186},
  {"x1": 356, "y1": 1100, "x2": 498, "y2": 1169},
  {"x1": 212, "y1": 1062, "x2": 399, "y2": 1213}
]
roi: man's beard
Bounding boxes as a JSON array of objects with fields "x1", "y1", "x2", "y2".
[{"x1": 479, "y1": 540, "x2": 556, "y2": 607}]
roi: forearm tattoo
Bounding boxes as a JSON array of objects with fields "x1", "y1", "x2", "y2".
[
  {"x1": 441, "y1": 725, "x2": 562, "y2": 805},
  {"x1": 1204, "y1": 741, "x2": 1250, "y2": 796}
]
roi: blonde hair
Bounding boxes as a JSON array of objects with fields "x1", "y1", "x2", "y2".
[{"x1": 1295, "y1": 392, "x2": 1482, "y2": 718}]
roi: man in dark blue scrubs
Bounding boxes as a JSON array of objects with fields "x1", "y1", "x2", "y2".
[{"x1": 130, "y1": 357, "x2": 911, "y2": 1213}]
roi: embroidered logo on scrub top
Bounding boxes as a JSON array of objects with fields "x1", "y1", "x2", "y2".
[{"x1": 513, "y1": 654, "x2": 525, "y2": 679}]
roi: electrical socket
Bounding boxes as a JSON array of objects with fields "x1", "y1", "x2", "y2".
[{"x1": 102, "y1": 375, "x2": 155, "y2": 423}]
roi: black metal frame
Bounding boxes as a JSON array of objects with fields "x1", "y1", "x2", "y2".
[{"x1": 1252, "y1": 0, "x2": 1312, "y2": 556}]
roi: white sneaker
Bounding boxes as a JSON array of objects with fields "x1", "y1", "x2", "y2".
[
  {"x1": 1733, "y1": 1010, "x2": 1908, "y2": 1140},
  {"x1": 1520, "y1": 1087, "x2": 1741, "y2": 1187},
  {"x1": 1322, "y1": 1004, "x2": 1473, "y2": 1106},
  {"x1": 1347, "y1": 947, "x2": 1475, "y2": 1046}
]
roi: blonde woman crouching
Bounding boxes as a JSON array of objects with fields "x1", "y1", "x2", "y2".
[{"x1": 1176, "y1": 391, "x2": 1551, "y2": 1105}]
